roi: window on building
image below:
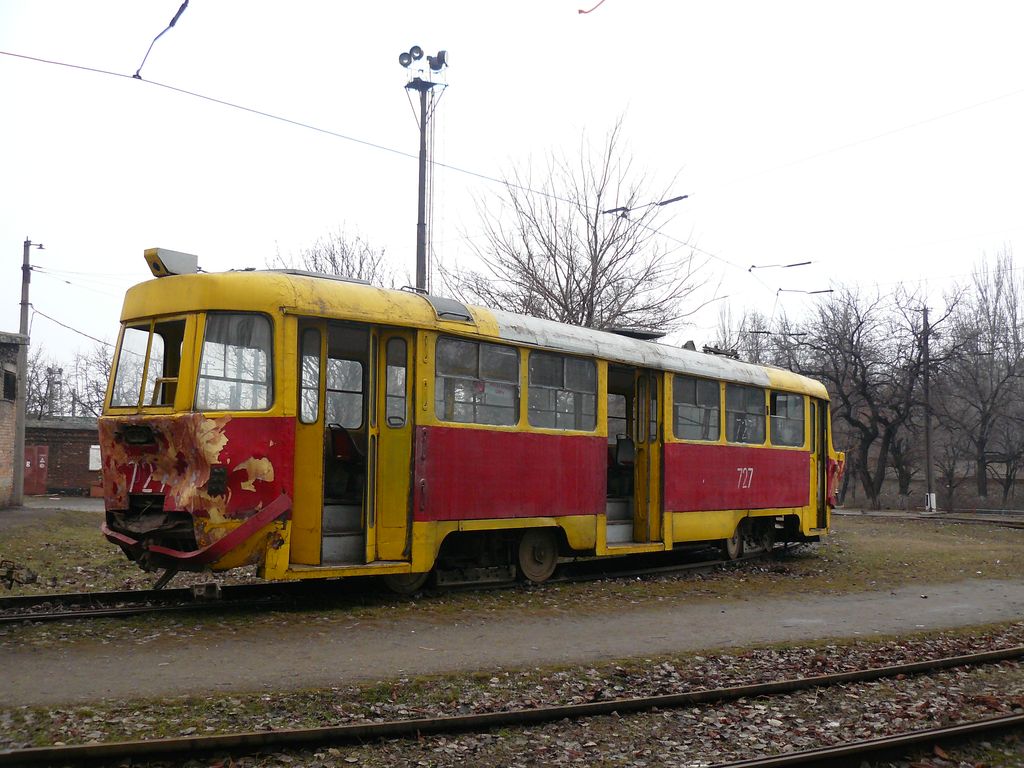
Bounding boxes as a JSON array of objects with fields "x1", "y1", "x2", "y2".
[
  {"x1": 527, "y1": 352, "x2": 597, "y2": 430},
  {"x1": 2, "y1": 369, "x2": 15, "y2": 401},
  {"x1": 673, "y1": 375, "x2": 720, "y2": 441},
  {"x1": 725, "y1": 383, "x2": 765, "y2": 444},
  {"x1": 770, "y1": 391, "x2": 805, "y2": 447},
  {"x1": 435, "y1": 337, "x2": 519, "y2": 426}
]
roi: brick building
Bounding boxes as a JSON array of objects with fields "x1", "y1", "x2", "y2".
[
  {"x1": 24, "y1": 417, "x2": 101, "y2": 496},
  {"x1": 0, "y1": 332, "x2": 26, "y2": 508}
]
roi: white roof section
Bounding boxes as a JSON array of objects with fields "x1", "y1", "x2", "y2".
[{"x1": 490, "y1": 310, "x2": 772, "y2": 387}]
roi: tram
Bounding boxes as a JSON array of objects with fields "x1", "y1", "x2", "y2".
[{"x1": 99, "y1": 250, "x2": 843, "y2": 591}]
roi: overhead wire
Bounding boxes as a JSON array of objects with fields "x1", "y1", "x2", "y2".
[
  {"x1": 30, "y1": 306, "x2": 115, "y2": 348},
  {"x1": 0, "y1": 47, "x2": 806, "y2": 303},
  {"x1": 8, "y1": 47, "x2": 1020, "y2": 321}
]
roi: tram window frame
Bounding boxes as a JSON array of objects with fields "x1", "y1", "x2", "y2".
[
  {"x1": 385, "y1": 338, "x2": 407, "y2": 428},
  {"x1": 195, "y1": 312, "x2": 273, "y2": 412},
  {"x1": 110, "y1": 317, "x2": 187, "y2": 409},
  {"x1": 299, "y1": 328, "x2": 321, "y2": 424},
  {"x1": 434, "y1": 336, "x2": 520, "y2": 426},
  {"x1": 725, "y1": 383, "x2": 766, "y2": 444},
  {"x1": 607, "y1": 392, "x2": 628, "y2": 444},
  {"x1": 770, "y1": 391, "x2": 805, "y2": 447},
  {"x1": 325, "y1": 359, "x2": 364, "y2": 429},
  {"x1": 673, "y1": 375, "x2": 721, "y2": 441},
  {"x1": 527, "y1": 351, "x2": 597, "y2": 431}
]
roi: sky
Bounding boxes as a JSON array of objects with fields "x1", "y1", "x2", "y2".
[{"x1": 2, "y1": 1, "x2": 1024, "y2": 363}]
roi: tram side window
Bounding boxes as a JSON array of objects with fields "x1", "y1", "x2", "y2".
[
  {"x1": 326, "y1": 359, "x2": 363, "y2": 429},
  {"x1": 435, "y1": 337, "x2": 519, "y2": 426},
  {"x1": 385, "y1": 338, "x2": 407, "y2": 428},
  {"x1": 528, "y1": 352, "x2": 597, "y2": 430},
  {"x1": 110, "y1": 318, "x2": 185, "y2": 408},
  {"x1": 673, "y1": 375, "x2": 720, "y2": 441},
  {"x1": 725, "y1": 383, "x2": 765, "y2": 444},
  {"x1": 607, "y1": 393, "x2": 627, "y2": 444},
  {"x1": 770, "y1": 392, "x2": 805, "y2": 447},
  {"x1": 196, "y1": 313, "x2": 272, "y2": 411},
  {"x1": 299, "y1": 328, "x2": 320, "y2": 424}
]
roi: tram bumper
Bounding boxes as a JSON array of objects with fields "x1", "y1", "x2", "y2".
[{"x1": 101, "y1": 493, "x2": 292, "y2": 571}]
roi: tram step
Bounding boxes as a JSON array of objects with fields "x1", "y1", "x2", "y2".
[
  {"x1": 323, "y1": 504, "x2": 362, "y2": 534},
  {"x1": 605, "y1": 498, "x2": 632, "y2": 522},
  {"x1": 606, "y1": 520, "x2": 634, "y2": 544},
  {"x1": 322, "y1": 532, "x2": 365, "y2": 564}
]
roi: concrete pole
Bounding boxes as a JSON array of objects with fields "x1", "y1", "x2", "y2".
[
  {"x1": 922, "y1": 306, "x2": 936, "y2": 512},
  {"x1": 12, "y1": 238, "x2": 36, "y2": 505},
  {"x1": 405, "y1": 77, "x2": 435, "y2": 294}
]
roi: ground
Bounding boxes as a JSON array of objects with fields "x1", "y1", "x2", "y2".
[
  {"x1": 2, "y1": 499, "x2": 1023, "y2": 706},
  {"x1": 3, "y1": 576, "x2": 1023, "y2": 706}
]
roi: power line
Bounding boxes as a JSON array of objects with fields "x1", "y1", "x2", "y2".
[
  {"x1": 0, "y1": 48, "x2": 778, "y2": 294},
  {"x1": 30, "y1": 306, "x2": 114, "y2": 348}
]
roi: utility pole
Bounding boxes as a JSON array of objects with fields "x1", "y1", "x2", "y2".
[
  {"x1": 13, "y1": 238, "x2": 43, "y2": 506},
  {"x1": 406, "y1": 77, "x2": 435, "y2": 293},
  {"x1": 922, "y1": 306, "x2": 936, "y2": 512},
  {"x1": 398, "y1": 45, "x2": 448, "y2": 294}
]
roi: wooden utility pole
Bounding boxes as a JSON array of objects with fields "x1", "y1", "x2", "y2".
[{"x1": 13, "y1": 238, "x2": 42, "y2": 506}]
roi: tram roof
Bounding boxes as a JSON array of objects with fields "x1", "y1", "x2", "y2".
[{"x1": 121, "y1": 270, "x2": 827, "y2": 398}]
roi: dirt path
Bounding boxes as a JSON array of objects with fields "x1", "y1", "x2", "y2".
[{"x1": 4, "y1": 577, "x2": 1023, "y2": 705}]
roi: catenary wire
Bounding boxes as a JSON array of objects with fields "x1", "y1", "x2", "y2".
[{"x1": 30, "y1": 306, "x2": 115, "y2": 348}]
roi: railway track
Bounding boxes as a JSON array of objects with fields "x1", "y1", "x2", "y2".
[
  {"x1": 836, "y1": 509, "x2": 1024, "y2": 530},
  {"x1": 0, "y1": 582, "x2": 302, "y2": 624},
  {"x1": 1, "y1": 646, "x2": 1020, "y2": 766},
  {"x1": 0, "y1": 545, "x2": 769, "y2": 624}
]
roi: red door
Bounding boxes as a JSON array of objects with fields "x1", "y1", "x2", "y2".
[{"x1": 24, "y1": 445, "x2": 48, "y2": 496}]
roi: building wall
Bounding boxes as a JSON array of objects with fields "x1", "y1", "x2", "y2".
[
  {"x1": 25, "y1": 424, "x2": 101, "y2": 496},
  {"x1": 0, "y1": 340, "x2": 18, "y2": 507},
  {"x1": 0, "y1": 399, "x2": 13, "y2": 507}
]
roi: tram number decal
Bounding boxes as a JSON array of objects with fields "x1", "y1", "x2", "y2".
[
  {"x1": 736, "y1": 466, "x2": 754, "y2": 489},
  {"x1": 128, "y1": 461, "x2": 168, "y2": 494}
]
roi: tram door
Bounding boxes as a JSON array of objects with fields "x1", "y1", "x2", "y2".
[
  {"x1": 815, "y1": 403, "x2": 831, "y2": 528},
  {"x1": 633, "y1": 370, "x2": 662, "y2": 543},
  {"x1": 810, "y1": 399, "x2": 828, "y2": 529},
  {"x1": 372, "y1": 330, "x2": 415, "y2": 562},
  {"x1": 291, "y1": 321, "x2": 414, "y2": 566}
]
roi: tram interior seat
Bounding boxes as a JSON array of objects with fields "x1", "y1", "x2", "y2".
[
  {"x1": 607, "y1": 435, "x2": 635, "y2": 498},
  {"x1": 324, "y1": 423, "x2": 364, "y2": 502}
]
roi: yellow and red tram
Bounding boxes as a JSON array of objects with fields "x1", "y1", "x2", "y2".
[{"x1": 99, "y1": 256, "x2": 843, "y2": 590}]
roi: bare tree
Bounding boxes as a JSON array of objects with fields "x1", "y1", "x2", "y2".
[
  {"x1": 713, "y1": 306, "x2": 777, "y2": 364},
  {"x1": 68, "y1": 344, "x2": 113, "y2": 417},
  {"x1": 24, "y1": 343, "x2": 112, "y2": 419},
  {"x1": 792, "y1": 285, "x2": 931, "y2": 509},
  {"x1": 936, "y1": 248, "x2": 1024, "y2": 497},
  {"x1": 933, "y1": 421, "x2": 972, "y2": 512},
  {"x1": 443, "y1": 119, "x2": 707, "y2": 331},
  {"x1": 271, "y1": 227, "x2": 395, "y2": 287}
]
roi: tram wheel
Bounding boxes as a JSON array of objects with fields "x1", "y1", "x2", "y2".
[
  {"x1": 517, "y1": 529, "x2": 558, "y2": 584},
  {"x1": 382, "y1": 571, "x2": 431, "y2": 595},
  {"x1": 723, "y1": 527, "x2": 744, "y2": 561}
]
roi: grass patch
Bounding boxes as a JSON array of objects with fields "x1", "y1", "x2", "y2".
[{"x1": 1, "y1": 512, "x2": 1022, "y2": 645}]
